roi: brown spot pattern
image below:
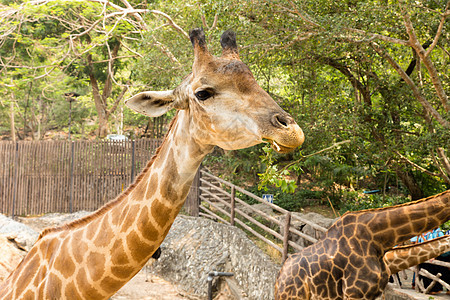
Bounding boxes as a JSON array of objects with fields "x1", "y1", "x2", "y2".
[
  {"x1": 145, "y1": 173, "x2": 159, "y2": 199},
  {"x1": 111, "y1": 240, "x2": 130, "y2": 265},
  {"x1": 101, "y1": 276, "x2": 124, "y2": 294},
  {"x1": 76, "y1": 268, "x2": 104, "y2": 299},
  {"x1": 65, "y1": 281, "x2": 83, "y2": 299},
  {"x1": 72, "y1": 230, "x2": 87, "y2": 264},
  {"x1": 111, "y1": 265, "x2": 135, "y2": 280},
  {"x1": 53, "y1": 249, "x2": 76, "y2": 277},
  {"x1": 14, "y1": 254, "x2": 40, "y2": 298},
  {"x1": 87, "y1": 252, "x2": 106, "y2": 282},
  {"x1": 46, "y1": 273, "x2": 62, "y2": 299},
  {"x1": 151, "y1": 199, "x2": 171, "y2": 228},
  {"x1": 159, "y1": 149, "x2": 179, "y2": 201},
  {"x1": 127, "y1": 230, "x2": 156, "y2": 263},
  {"x1": 94, "y1": 216, "x2": 115, "y2": 248},
  {"x1": 137, "y1": 207, "x2": 159, "y2": 242}
]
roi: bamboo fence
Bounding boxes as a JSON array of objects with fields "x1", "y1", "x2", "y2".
[{"x1": 0, "y1": 139, "x2": 160, "y2": 216}]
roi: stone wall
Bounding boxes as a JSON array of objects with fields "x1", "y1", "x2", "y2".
[
  {"x1": 150, "y1": 215, "x2": 280, "y2": 299},
  {"x1": 0, "y1": 214, "x2": 39, "y2": 251}
]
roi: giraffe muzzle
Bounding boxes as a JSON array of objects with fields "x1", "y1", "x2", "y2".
[
  {"x1": 264, "y1": 113, "x2": 305, "y2": 153},
  {"x1": 263, "y1": 120, "x2": 305, "y2": 153}
]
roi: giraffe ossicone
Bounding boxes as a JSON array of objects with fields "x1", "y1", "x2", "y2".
[
  {"x1": 0, "y1": 28, "x2": 304, "y2": 300},
  {"x1": 275, "y1": 190, "x2": 450, "y2": 300}
]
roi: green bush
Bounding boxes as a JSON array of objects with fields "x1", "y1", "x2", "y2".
[
  {"x1": 241, "y1": 185, "x2": 324, "y2": 212},
  {"x1": 338, "y1": 193, "x2": 411, "y2": 213}
]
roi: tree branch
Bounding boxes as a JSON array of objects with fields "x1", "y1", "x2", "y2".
[
  {"x1": 201, "y1": 14, "x2": 219, "y2": 31},
  {"x1": 402, "y1": 8, "x2": 450, "y2": 112},
  {"x1": 103, "y1": 42, "x2": 121, "y2": 101},
  {"x1": 435, "y1": 147, "x2": 450, "y2": 184},
  {"x1": 106, "y1": 81, "x2": 130, "y2": 118},
  {"x1": 151, "y1": 36, "x2": 182, "y2": 67},
  {"x1": 280, "y1": 140, "x2": 352, "y2": 172},
  {"x1": 282, "y1": 1, "x2": 409, "y2": 46},
  {"x1": 424, "y1": 1, "x2": 450, "y2": 57},
  {"x1": 395, "y1": 151, "x2": 441, "y2": 177},
  {"x1": 315, "y1": 56, "x2": 371, "y2": 106},
  {"x1": 344, "y1": 27, "x2": 410, "y2": 46},
  {"x1": 286, "y1": 0, "x2": 321, "y2": 28},
  {"x1": 370, "y1": 42, "x2": 449, "y2": 128},
  {"x1": 87, "y1": 53, "x2": 105, "y2": 109},
  {"x1": 149, "y1": 10, "x2": 189, "y2": 40}
]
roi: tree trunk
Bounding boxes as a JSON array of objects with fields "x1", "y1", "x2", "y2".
[
  {"x1": 97, "y1": 114, "x2": 109, "y2": 138},
  {"x1": 86, "y1": 43, "x2": 123, "y2": 139},
  {"x1": 87, "y1": 53, "x2": 109, "y2": 138},
  {"x1": 395, "y1": 167, "x2": 423, "y2": 200},
  {"x1": 436, "y1": 148, "x2": 450, "y2": 185}
]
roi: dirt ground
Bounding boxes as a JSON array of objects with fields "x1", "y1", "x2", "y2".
[{"x1": 111, "y1": 268, "x2": 197, "y2": 300}]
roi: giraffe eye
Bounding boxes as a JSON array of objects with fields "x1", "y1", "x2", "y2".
[{"x1": 195, "y1": 90, "x2": 212, "y2": 101}]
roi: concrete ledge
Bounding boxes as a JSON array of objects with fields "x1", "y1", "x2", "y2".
[{"x1": 384, "y1": 284, "x2": 450, "y2": 300}]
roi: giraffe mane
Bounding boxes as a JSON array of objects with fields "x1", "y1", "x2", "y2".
[
  {"x1": 37, "y1": 113, "x2": 180, "y2": 240},
  {"x1": 341, "y1": 189, "x2": 449, "y2": 216}
]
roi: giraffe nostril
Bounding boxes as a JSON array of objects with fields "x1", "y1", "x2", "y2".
[{"x1": 271, "y1": 114, "x2": 290, "y2": 128}]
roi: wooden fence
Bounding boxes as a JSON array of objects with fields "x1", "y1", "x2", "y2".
[
  {"x1": 409, "y1": 258, "x2": 450, "y2": 294},
  {"x1": 0, "y1": 139, "x2": 160, "y2": 216},
  {"x1": 190, "y1": 169, "x2": 450, "y2": 291},
  {"x1": 186, "y1": 168, "x2": 328, "y2": 262}
]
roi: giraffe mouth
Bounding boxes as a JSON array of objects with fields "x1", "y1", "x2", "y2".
[{"x1": 265, "y1": 139, "x2": 297, "y2": 154}]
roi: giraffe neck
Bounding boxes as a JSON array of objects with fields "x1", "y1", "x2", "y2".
[
  {"x1": 0, "y1": 110, "x2": 214, "y2": 300},
  {"x1": 383, "y1": 235, "x2": 450, "y2": 275},
  {"x1": 344, "y1": 190, "x2": 450, "y2": 250}
]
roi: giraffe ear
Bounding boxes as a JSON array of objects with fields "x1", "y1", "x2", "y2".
[{"x1": 125, "y1": 90, "x2": 176, "y2": 117}]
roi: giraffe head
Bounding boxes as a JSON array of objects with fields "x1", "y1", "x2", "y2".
[{"x1": 126, "y1": 28, "x2": 304, "y2": 153}]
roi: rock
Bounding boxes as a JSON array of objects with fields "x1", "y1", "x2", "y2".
[
  {"x1": 0, "y1": 214, "x2": 39, "y2": 251},
  {"x1": 282, "y1": 212, "x2": 336, "y2": 248},
  {"x1": 17, "y1": 211, "x2": 91, "y2": 232},
  {"x1": 150, "y1": 215, "x2": 279, "y2": 300},
  {"x1": 0, "y1": 236, "x2": 26, "y2": 282},
  {"x1": 238, "y1": 203, "x2": 274, "y2": 218}
]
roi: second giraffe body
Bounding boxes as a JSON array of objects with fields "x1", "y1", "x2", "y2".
[{"x1": 275, "y1": 190, "x2": 450, "y2": 300}]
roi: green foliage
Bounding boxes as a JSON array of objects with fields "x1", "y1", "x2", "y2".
[
  {"x1": 338, "y1": 193, "x2": 411, "y2": 213},
  {"x1": 0, "y1": 0, "x2": 448, "y2": 208},
  {"x1": 258, "y1": 145, "x2": 298, "y2": 194},
  {"x1": 441, "y1": 221, "x2": 450, "y2": 232}
]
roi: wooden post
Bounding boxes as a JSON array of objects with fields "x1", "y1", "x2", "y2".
[
  {"x1": 282, "y1": 212, "x2": 291, "y2": 262},
  {"x1": 184, "y1": 168, "x2": 201, "y2": 216},
  {"x1": 69, "y1": 141, "x2": 74, "y2": 213},
  {"x1": 230, "y1": 186, "x2": 236, "y2": 226},
  {"x1": 12, "y1": 142, "x2": 18, "y2": 218},
  {"x1": 414, "y1": 266, "x2": 423, "y2": 292},
  {"x1": 130, "y1": 140, "x2": 136, "y2": 183}
]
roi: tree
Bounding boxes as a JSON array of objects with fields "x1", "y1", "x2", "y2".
[
  {"x1": 243, "y1": 0, "x2": 450, "y2": 198},
  {"x1": 1, "y1": 0, "x2": 448, "y2": 199},
  {"x1": 0, "y1": 0, "x2": 191, "y2": 138}
]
